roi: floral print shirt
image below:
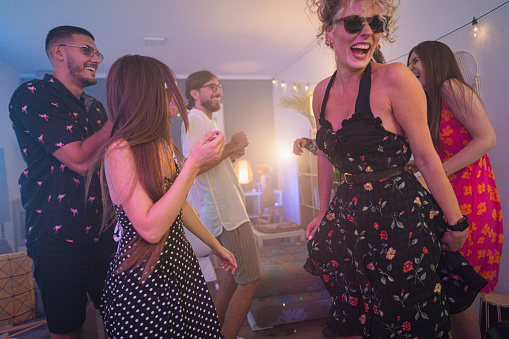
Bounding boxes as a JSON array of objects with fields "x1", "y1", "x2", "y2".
[{"x1": 9, "y1": 74, "x2": 107, "y2": 245}]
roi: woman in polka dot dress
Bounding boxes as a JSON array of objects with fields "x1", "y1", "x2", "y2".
[{"x1": 89, "y1": 55, "x2": 236, "y2": 338}]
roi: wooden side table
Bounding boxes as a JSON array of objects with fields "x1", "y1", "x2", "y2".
[{"x1": 251, "y1": 227, "x2": 305, "y2": 248}]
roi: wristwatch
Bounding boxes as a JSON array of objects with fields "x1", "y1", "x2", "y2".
[{"x1": 447, "y1": 215, "x2": 469, "y2": 232}]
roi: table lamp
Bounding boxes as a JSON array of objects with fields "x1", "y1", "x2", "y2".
[{"x1": 234, "y1": 159, "x2": 253, "y2": 191}]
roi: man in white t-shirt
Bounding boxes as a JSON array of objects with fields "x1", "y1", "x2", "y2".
[{"x1": 182, "y1": 70, "x2": 260, "y2": 339}]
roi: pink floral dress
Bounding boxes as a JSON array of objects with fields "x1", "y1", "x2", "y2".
[{"x1": 436, "y1": 102, "x2": 503, "y2": 293}]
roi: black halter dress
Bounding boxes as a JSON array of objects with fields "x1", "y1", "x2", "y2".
[{"x1": 304, "y1": 64, "x2": 486, "y2": 338}]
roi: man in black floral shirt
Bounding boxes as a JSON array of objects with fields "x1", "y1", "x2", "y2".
[{"x1": 9, "y1": 26, "x2": 115, "y2": 337}]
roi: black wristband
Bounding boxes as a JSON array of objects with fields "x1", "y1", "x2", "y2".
[
  {"x1": 447, "y1": 215, "x2": 469, "y2": 232},
  {"x1": 303, "y1": 138, "x2": 311, "y2": 149}
]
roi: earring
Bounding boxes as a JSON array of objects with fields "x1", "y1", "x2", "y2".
[{"x1": 325, "y1": 38, "x2": 334, "y2": 49}]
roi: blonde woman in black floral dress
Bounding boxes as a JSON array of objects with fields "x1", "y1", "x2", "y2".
[
  {"x1": 88, "y1": 55, "x2": 237, "y2": 338},
  {"x1": 304, "y1": 1, "x2": 485, "y2": 338}
]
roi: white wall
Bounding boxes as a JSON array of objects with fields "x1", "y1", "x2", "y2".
[
  {"x1": 274, "y1": 2, "x2": 509, "y2": 294},
  {"x1": 273, "y1": 46, "x2": 335, "y2": 225},
  {"x1": 0, "y1": 60, "x2": 25, "y2": 250}
]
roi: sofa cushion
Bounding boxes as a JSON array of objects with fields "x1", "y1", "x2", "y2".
[{"x1": 0, "y1": 251, "x2": 36, "y2": 326}]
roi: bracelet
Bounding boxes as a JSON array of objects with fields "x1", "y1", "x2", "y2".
[{"x1": 302, "y1": 138, "x2": 311, "y2": 149}]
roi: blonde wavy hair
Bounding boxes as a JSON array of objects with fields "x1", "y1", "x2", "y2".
[{"x1": 306, "y1": 0, "x2": 399, "y2": 44}]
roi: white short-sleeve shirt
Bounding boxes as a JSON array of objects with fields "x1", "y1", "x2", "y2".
[{"x1": 181, "y1": 108, "x2": 249, "y2": 236}]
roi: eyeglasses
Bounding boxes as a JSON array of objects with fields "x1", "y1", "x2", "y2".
[
  {"x1": 200, "y1": 83, "x2": 223, "y2": 92},
  {"x1": 58, "y1": 44, "x2": 104, "y2": 60},
  {"x1": 334, "y1": 15, "x2": 390, "y2": 34}
]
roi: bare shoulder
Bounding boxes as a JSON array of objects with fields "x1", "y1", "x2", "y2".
[
  {"x1": 372, "y1": 62, "x2": 415, "y2": 86},
  {"x1": 106, "y1": 138, "x2": 132, "y2": 163},
  {"x1": 314, "y1": 76, "x2": 331, "y2": 98},
  {"x1": 311, "y1": 76, "x2": 332, "y2": 110},
  {"x1": 107, "y1": 138, "x2": 129, "y2": 152},
  {"x1": 440, "y1": 78, "x2": 473, "y2": 101}
]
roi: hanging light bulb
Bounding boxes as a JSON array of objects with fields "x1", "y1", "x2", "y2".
[
  {"x1": 281, "y1": 81, "x2": 286, "y2": 88},
  {"x1": 305, "y1": 83, "x2": 310, "y2": 92},
  {"x1": 272, "y1": 79, "x2": 276, "y2": 85},
  {"x1": 293, "y1": 83, "x2": 297, "y2": 91},
  {"x1": 470, "y1": 17, "x2": 481, "y2": 38}
]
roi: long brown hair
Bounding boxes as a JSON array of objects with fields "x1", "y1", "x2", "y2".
[
  {"x1": 407, "y1": 41, "x2": 479, "y2": 148},
  {"x1": 88, "y1": 55, "x2": 189, "y2": 282}
]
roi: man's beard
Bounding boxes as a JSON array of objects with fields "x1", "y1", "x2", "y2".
[
  {"x1": 202, "y1": 97, "x2": 221, "y2": 113},
  {"x1": 67, "y1": 56, "x2": 97, "y2": 88}
]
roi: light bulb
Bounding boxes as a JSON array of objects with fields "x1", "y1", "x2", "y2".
[
  {"x1": 281, "y1": 81, "x2": 286, "y2": 88},
  {"x1": 470, "y1": 17, "x2": 481, "y2": 38}
]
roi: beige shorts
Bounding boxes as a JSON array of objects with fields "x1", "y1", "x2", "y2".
[{"x1": 217, "y1": 222, "x2": 261, "y2": 284}]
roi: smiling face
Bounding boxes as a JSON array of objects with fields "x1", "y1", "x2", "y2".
[
  {"x1": 64, "y1": 34, "x2": 102, "y2": 88},
  {"x1": 407, "y1": 50, "x2": 426, "y2": 90},
  {"x1": 330, "y1": 0, "x2": 382, "y2": 72},
  {"x1": 197, "y1": 78, "x2": 222, "y2": 113}
]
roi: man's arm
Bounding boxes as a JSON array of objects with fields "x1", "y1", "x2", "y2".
[
  {"x1": 10, "y1": 83, "x2": 112, "y2": 175},
  {"x1": 197, "y1": 131, "x2": 248, "y2": 174},
  {"x1": 52, "y1": 119, "x2": 112, "y2": 175}
]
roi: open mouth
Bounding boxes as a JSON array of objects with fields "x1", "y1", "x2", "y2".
[
  {"x1": 351, "y1": 43, "x2": 370, "y2": 56},
  {"x1": 85, "y1": 64, "x2": 97, "y2": 73}
]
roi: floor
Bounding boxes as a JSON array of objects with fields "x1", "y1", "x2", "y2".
[
  {"x1": 238, "y1": 317, "x2": 328, "y2": 338},
  {"x1": 8, "y1": 317, "x2": 328, "y2": 339}
]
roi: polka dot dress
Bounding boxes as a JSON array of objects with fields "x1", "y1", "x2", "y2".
[{"x1": 101, "y1": 181, "x2": 223, "y2": 338}]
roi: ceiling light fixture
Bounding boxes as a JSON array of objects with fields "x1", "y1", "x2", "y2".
[{"x1": 143, "y1": 36, "x2": 166, "y2": 46}]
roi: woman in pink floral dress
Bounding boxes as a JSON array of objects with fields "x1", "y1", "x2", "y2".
[{"x1": 408, "y1": 40, "x2": 503, "y2": 339}]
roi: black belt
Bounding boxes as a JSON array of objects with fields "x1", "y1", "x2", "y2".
[{"x1": 343, "y1": 165, "x2": 407, "y2": 185}]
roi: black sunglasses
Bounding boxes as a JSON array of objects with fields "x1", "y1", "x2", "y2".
[{"x1": 334, "y1": 15, "x2": 389, "y2": 34}]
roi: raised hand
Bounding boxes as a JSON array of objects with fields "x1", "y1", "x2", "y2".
[
  {"x1": 187, "y1": 130, "x2": 225, "y2": 169},
  {"x1": 293, "y1": 138, "x2": 308, "y2": 156},
  {"x1": 230, "y1": 131, "x2": 249, "y2": 152}
]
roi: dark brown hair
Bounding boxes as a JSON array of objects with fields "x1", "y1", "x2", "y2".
[
  {"x1": 88, "y1": 55, "x2": 189, "y2": 282},
  {"x1": 185, "y1": 70, "x2": 216, "y2": 110},
  {"x1": 45, "y1": 25, "x2": 95, "y2": 57},
  {"x1": 407, "y1": 41, "x2": 479, "y2": 147}
]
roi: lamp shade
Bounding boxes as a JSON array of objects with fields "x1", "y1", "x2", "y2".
[{"x1": 234, "y1": 159, "x2": 253, "y2": 185}]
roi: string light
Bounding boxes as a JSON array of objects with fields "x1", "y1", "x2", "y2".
[
  {"x1": 387, "y1": 1, "x2": 509, "y2": 63},
  {"x1": 470, "y1": 17, "x2": 481, "y2": 38},
  {"x1": 272, "y1": 79, "x2": 314, "y2": 94}
]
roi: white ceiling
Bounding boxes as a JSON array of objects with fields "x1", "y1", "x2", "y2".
[{"x1": 0, "y1": 1, "x2": 504, "y2": 82}]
